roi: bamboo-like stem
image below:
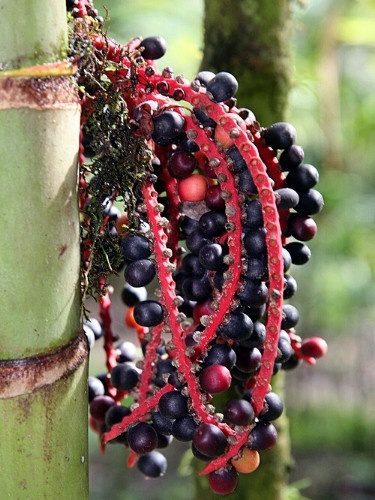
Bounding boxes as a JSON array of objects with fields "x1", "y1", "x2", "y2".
[
  {"x1": 0, "y1": 1, "x2": 88, "y2": 497},
  {"x1": 195, "y1": 1, "x2": 292, "y2": 498}
]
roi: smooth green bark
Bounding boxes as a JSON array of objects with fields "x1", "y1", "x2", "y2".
[
  {"x1": 196, "y1": 1, "x2": 292, "y2": 499},
  {"x1": 0, "y1": 1, "x2": 88, "y2": 498}
]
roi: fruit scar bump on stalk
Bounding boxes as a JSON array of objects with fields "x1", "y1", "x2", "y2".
[
  {"x1": 103, "y1": 384, "x2": 175, "y2": 444},
  {"x1": 142, "y1": 181, "x2": 235, "y2": 436}
]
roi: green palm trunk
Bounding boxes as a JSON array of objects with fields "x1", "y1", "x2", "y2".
[
  {"x1": 0, "y1": 1, "x2": 88, "y2": 498},
  {"x1": 195, "y1": 1, "x2": 292, "y2": 499}
]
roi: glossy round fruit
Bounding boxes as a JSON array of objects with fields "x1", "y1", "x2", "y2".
[
  {"x1": 278, "y1": 144, "x2": 304, "y2": 171},
  {"x1": 244, "y1": 199, "x2": 263, "y2": 228},
  {"x1": 259, "y1": 392, "x2": 284, "y2": 421},
  {"x1": 158, "y1": 391, "x2": 188, "y2": 419},
  {"x1": 208, "y1": 466, "x2": 238, "y2": 495},
  {"x1": 90, "y1": 395, "x2": 116, "y2": 423},
  {"x1": 128, "y1": 423, "x2": 158, "y2": 454},
  {"x1": 235, "y1": 346, "x2": 262, "y2": 373},
  {"x1": 178, "y1": 174, "x2": 207, "y2": 202},
  {"x1": 199, "y1": 243, "x2": 223, "y2": 270},
  {"x1": 152, "y1": 411, "x2": 174, "y2": 435},
  {"x1": 196, "y1": 70, "x2": 215, "y2": 86},
  {"x1": 284, "y1": 242, "x2": 311, "y2": 265},
  {"x1": 232, "y1": 449, "x2": 260, "y2": 474},
  {"x1": 172, "y1": 416, "x2": 198, "y2": 441},
  {"x1": 167, "y1": 150, "x2": 197, "y2": 179},
  {"x1": 137, "y1": 451, "x2": 167, "y2": 478},
  {"x1": 117, "y1": 341, "x2": 137, "y2": 363},
  {"x1": 262, "y1": 122, "x2": 296, "y2": 150},
  {"x1": 182, "y1": 275, "x2": 212, "y2": 302},
  {"x1": 243, "y1": 228, "x2": 267, "y2": 257},
  {"x1": 88, "y1": 376, "x2": 105, "y2": 403},
  {"x1": 249, "y1": 422, "x2": 278, "y2": 450},
  {"x1": 286, "y1": 163, "x2": 319, "y2": 191},
  {"x1": 274, "y1": 188, "x2": 299, "y2": 209},
  {"x1": 219, "y1": 311, "x2": 254, "y2": 341},
  {"x1": 134, "y1": 300, "x2": 164, "y2": 327},
  {"x1": 193, "y1": 423, "x2": 227, "y2": 457},
  {"x1": 199, "y1": 364, "x2": 232, "y2": 393},
  {"x1": 244, "y1": 257, "x2": 267, "y2": 281},
  {"x1": 121, "y1": 234, "x2": 151, "y2": 261},
  {"x1": 110, "y1": 363, "x2": 139, "y2": 390},
  {"x1": 224, "y1": 399, "x2": 255, "y2": 426},
  {"x1": 206, "y1": 72, "x2": 238, "y2": 102},
  {"x1": 140, "y1": 36, "x2": 166, "y2": 60},
  {"x1": 295, "y1": 189, "x2": 324, "y2": 216},
  {"x1": 205, "y1": 185, "x2": 225, "y2": 211},
  {"x1": 181, "y1": 253, "x2": 205, "y2": 277},
  {"x1": 185, "y1": 230, "x2": 211, "y2": 255},
  {"x1": 199, "y1": 211, "x2": 227, "y2": 238},
  {"x1": 281, "y1": 304, "x2": 300, "y2": 329},
  {"x1": 105, "y1": 405, "x2": 131, "y2": 427},
  {"x1": 152, "y1": 111, "x2": 185, "y2": 146},
  {"x1": 288, "y1": 215, "x2": 317, "y2": 241},
  {"x1": 121, "y1": 284, "x2": 147, "y2": 306},
  {"x1": 203, "y1": 343, "x2": 237, "y2": 370},
  {"x1": 300, "y1": 337, "x2": 328, "y2": 358},
  {"x1": 125, "y1": 259, "x2": 156, "y2": 287},
  {"x1": 283, "y1": 274, "x2": 298, "y2": 299},
  {"x1": 238, "y1": 279, "x2": 268, "y2": 307}
]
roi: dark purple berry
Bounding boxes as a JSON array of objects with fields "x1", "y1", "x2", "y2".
[
  {"x1": 152, "y1": 111, "x2": 185, "y2": 146},
  {"x1": 238, "y1": 280, "x2": 268, "y2": 307},
  {"x1": 244, "y1": 199, "x2": 263, "y2": 228},
  {"x1": 193, "y1": 423, "x2": 227, "y2": 457},
  {"x1": 262, "y1": 122, "x2": 296, "y2": 150},
  {"x1": 125, "y1": 259, "x2": 156, "y2": 287},
  {"x1": 224, "y1": 399, "x2": 255, "y2": 426},
  {"x1": 137, "y1": 450, "x2": 167, "y2": 478},
  {"x1": 196, "y1": 71, "x2": 215, "y2": 86},
  {"x1": 159, "y1": 391, "x2": 188, "y2": 419},
  {"x1": 117, "y1": 341, "x2": 137, "y2": 363},
  {"x1": 279, "y1": 145, "x2": 304, "y2": 171},
  {"x1": 199, "y1": 243, "x2": 223, "y2": 270},
  {"x1": 295, "y1": 189, "x2": 324, "y2": 216},
  {"x1": 249, "y1": 422, "x2": 278, "y2": 450},
  {"x1": 227, "y1": 146, "x2": 247, "y2": 173},
  {"x1": 206, "y1": 72, "x2": 238, "y2": 102},
  {"x1": 205, "y1": 185, "x2": 226, "y2": 211},
  {"x1": 128, "y1": 423, "x2": 158, "y2": 454},
  {"x1": 274, "y1": 188, "x2": 299, "y2": 209},
  {"x1": 121, "y1": 284, "x2": 147, "y2": 306},
  {"x1": 283, "y1": 274, "x2": 297, "y2": 299},
  {"x1": 121, "y1": 234, "x2": 151, "y2": 261},
  {"x1": 88, "y1": 376, "x2": 105, "y2": 403},
  {"x1": 140, "y1": 36, "x2": 166, "y2": 60},
  {"x1": 186, "y1": 230, "x2": 211, "y2": 255},
  {"x1": 199, "y1": 211, "x2": 227, "y2": 238},
  {"x1": 105, "y1": 405, "x2": 131, "y2": 427},
  {"x1": 281, "y1": 304, "x2": 299, "y2": 329},
  {"x1": 152, "y1": 412, "x2": 173, "y2": 435},
  {"x1": 167, "y1": 150, "x2": 196, "y2": 179},
  {"x1": 286, "y1": 163, "x2": 319, "y2": 191},
  {"x1": 208, "y1": 466, "x2": 238, "y2": 495},
  {"x1": 90, "y1": 395, "x2": 116, "y2": 423},
  {"x1": 133, "y1": 300, "x2": 164, "y2": 327},
  {"x1": 284, "y1": 242, "x2": 311, "y2": 265},
  {"x1": 219, "y1": 311, "x2": 254, "y2": 342},
  {"x1": 235, "y1": 347, "x2": 262, "y2": 373},
  {"x1": 259, "y1": 392, "x2": 284, "y2": 422},
  {"x1": 172, "y1": 416, "x2": 198, "y2": 441},
  {"x1": 203, "y1": 343, "x2": 236, "y2": 370},
  {"x1": 110, "y1": 363, "x2": 139, "y2": 390},
  {"x1": 243, "y1": 228, "x2": 267, "y2": 257}
]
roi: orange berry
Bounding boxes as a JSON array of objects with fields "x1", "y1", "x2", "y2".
[
  {"x1": 232, "y1": 448, "x2": 260, "y2": 474},
  {"x1": 178, "y1": 174, "x2": 208, "y2": 202},
  {"x1": 124, "y1": 307, "x2": 138, "y2": 329}
]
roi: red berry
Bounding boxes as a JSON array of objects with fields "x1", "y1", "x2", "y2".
[
  {"x1": 199, "y1": 364, "x2": 231, "y2": 393},
  {"x1": 208, "y1": 466, "x2": 238, "y2": 495},
  {"x1": 300, "y1": 337, "x2": 327, "y2": 358},
  {"x1": 178, "y1": 174, "x2": 207, "y2": 202}
]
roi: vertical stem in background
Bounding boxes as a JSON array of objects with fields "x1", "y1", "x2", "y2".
[
  {"x1": 196, "y1": 1, "x2": 292, "y2": 498},
  {"x1": 0, "y1": 1, "x2": 88, "y2": 498}
]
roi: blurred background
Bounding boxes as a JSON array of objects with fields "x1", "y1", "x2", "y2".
[{"x1": 87, "y1": 0, "x2": 375, "y2": 498}]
